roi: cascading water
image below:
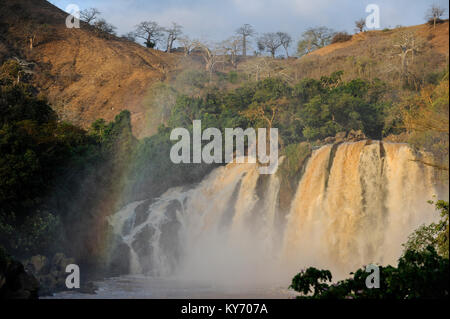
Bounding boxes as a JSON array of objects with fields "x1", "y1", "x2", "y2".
[{"x1": 108, "y1": 141, "x2": 447, "y2": 289}]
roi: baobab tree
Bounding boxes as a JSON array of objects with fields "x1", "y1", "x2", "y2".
[
  {"x1": 235, "y1": 24, "x2": 256, "y2": 57},
  {"x1": 135, "y1": 21, "x2": 164, "y2": 48},
  {"x1": 192, "y1": 41, "x2": 226, "y2": 81},
  {"x1": 178, "y1": 36, "x2": 196, "y2": 56},
  {"x1": 297, "y1": 26, "x2": 335, "y2": 56},
  {"x1": 222, "y1": 36, "x2": 242, "y2": 68},
  {"x1": 80, "y1": 8, "x2": 101, "y2": 24},
  {"x1": 277, "y1": 32, "x2": 292, "y2": 58},
  {"x1": 165, "y1": 22, "x2": 183, "y2": 53},
  {"x1": 257, "y1": 33, "x2": 282, "y2": 58},
  {"x1": 391, "y1": 31, "x2": 424, "y2": 79},
  {"x1": 425, "y1": 4, "x2": 446, "y2": 28},
  {"x1": 355, "y1": 18, "x2": 366, "y2": 33}
]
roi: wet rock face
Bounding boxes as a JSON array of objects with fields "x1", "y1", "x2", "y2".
[
  {"x1": 108, "y1": 237, "x2": 131, "y2": 276},
  {"x1": 109, "y1": 198, "x2": 184, "y2": 276},
  {"x1": 121, "y1": 200, "x2": 153, "y2": 236},
  {"x1": 159, "y1": 200, "x2": 182, "y2": 272},
  {"x1": 134, "y1": 200, "x2": 152, "y2": 228},
  {"x1": 124, "y1": 199, "x2": 183, "y2": 275},
  {"x1": 131, "y1": 225, "x2": 155, "y2": 274}
]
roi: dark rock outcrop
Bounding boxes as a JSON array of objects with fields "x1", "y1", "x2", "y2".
[
  {"x1": 323, "y1": 130, "x2": 366, "y2": 145},
  {"x1": 131, "y1": 225, "x2": 155, "y2": 274},
  {"x1": 23, "y1": 252, "x2": 98, "y2": 296},
  {"x1": 0, "y1": 253, "x2": 39, "y2": 299},
  {"x1": 108, "y1": 237, "x2": 131, "y2": 276}
]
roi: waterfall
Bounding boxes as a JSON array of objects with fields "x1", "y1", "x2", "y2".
[
  {"x1": 282, "y1": 141, "x2": 442, "y2": 278},
  {"x1": 109, "y1": 141, "x2": 447, "y2": 286}
]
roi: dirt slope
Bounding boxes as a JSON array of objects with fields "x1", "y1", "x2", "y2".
[
  {"x1": 309, "y1": 22, "x2": 449, "y2": 57},
  {"x1": 238, "y1": 21, "x2": 448, "y2": 88},
  {"x1": 0, "y1": 0, "x2": 178, "y2": 137}
]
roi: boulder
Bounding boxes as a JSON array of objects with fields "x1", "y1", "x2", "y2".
[
  {"x1": 324, "y1": 136, "x2": 335, "y2": 144},
  {"x1": 0, "y1": 260, "x2": 39, "y2": 299},
  {"x1": 335, "y1": 131, "x2": 347, "y2": 143},
  {"x1": 51, "y1": 253, "x2": 75, "y2": 274},
  {"x1": 23, "y1": 252, "x2": 76, "y2": 296},
  {"x1": 25, "y1": 255, "x2": 48, "y2": 275},
  {"x1": 347, "y1": 129, "x2": 366, "y2": 142}
]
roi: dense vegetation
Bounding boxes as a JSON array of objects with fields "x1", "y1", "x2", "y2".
[
  {"x1": 126, "y1": 70, "x2": 394, "y2": 199},
  {"x1": 163, "y1": 71, "x2": 389, "y2": 142},
  {"x1": 0, "y1": 60, "x2": 136, "y2": 261}
]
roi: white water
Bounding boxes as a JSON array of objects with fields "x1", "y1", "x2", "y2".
[{"x1": 106, "y1": 141, "x2": 446, "y2": 293}]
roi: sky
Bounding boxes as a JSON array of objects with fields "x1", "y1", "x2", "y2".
[{"x1": 49, "y1": 0, "x2": 449, "y2": 52}]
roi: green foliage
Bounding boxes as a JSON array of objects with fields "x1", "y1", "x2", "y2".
[
  {"x1": 290, "y1": 267, "x2": 332, "y2": 296},
  {"x1": 126, "y1": 72, "x2": 390, "y2": 207},
  {"x1": 291, "y1": 200, "x2": 449, "y2": 299},
  {"x1": 298, "y1": 73, "x2": 388, "y2": 140},
  {"x1": 163, "y1": 72, "x2": 388, "y2": 147},
  {"x1": 176, "y1": 69, "x2": 209, "y2": 89},
  {"x1": 404, "y1": 200, "x2": 449, "y2": 258},
  {"x1": 123, "y1": 125, "x2": 216, "y2": 201},
  {"x1": 0, "y1": 211, "x2": 62, "y2": 257},
  {"x1": 277, "y1": 142, "x2": 312, "y2": 193},
  {"x1": 291, "y1": 246, "x2": 449, "y2": 299},
  {"x1": 386, "y1": 72, "x2": 449, "y2": 170},
  {"x1": 227, "y1": 71, "x2": 239, "y2": 84},
  {"x1": 278, "y1": 142, "x2": 312, "y2": 179},
  {"x1": 0, "y1": 60, "x2": 138, "y2": 259},
  {"x1": 0, "y1": 82, "x2": 56, "y2": 126}
]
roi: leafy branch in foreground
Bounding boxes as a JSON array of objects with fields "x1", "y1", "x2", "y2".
[
  {"x1": 290, "y1": 246, "x2": 448, "y2": 299},
  {"x1": 290, "y1": 200, "x2": 449, "y2": 299},
  {"x1": 403, "y1": 199, "x2": 449, "y2": 258}
]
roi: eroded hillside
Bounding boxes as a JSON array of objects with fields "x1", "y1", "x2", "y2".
[{"x1": 0, "y1": 0, "x2": 179, "y2": 136}]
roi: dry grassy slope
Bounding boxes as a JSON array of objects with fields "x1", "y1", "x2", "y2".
[
  {"x1": 293, "y1": 22, "x2": 449, "y2": 83},
  {"x1": 237, "y1": 22, "x2": 448, "y2": 87},
  {"x1": 309, "y1": 22, "x2": 449, "y2": 57},
  {"x1": 0, "y1": 0, "x2": 179, "y2": 137}
]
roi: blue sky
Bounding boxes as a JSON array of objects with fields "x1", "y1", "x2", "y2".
[{"x1": 50, "y1": 0, "x2": 449, "y2": 50}]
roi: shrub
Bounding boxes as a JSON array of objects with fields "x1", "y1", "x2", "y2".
[
  {"x1": 227, "y1": 71, "x2": 239, "y2": 84},
  {"x1": 427, "y1": 18, "x2": 446, "y2": 26},
  {"x1": 331, "y1": 32, "x2": 352, "y2": 44},
  {"x1": 176, "y1": 69, "x2": 208, "y2": 89}
]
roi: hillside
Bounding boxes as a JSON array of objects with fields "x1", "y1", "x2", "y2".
[
  {"x1": 0, "y1": 0, "x2": 179, "y2": 137},
  {"x1": 238, "y1": 22, "x2": 449, "y2": 89},
  {"x1": 0, "y1": 0, "x2": 448, "y2": 138},
  {"x1": 309, "y1": 22, "x2": 448, "y2": 57}
]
